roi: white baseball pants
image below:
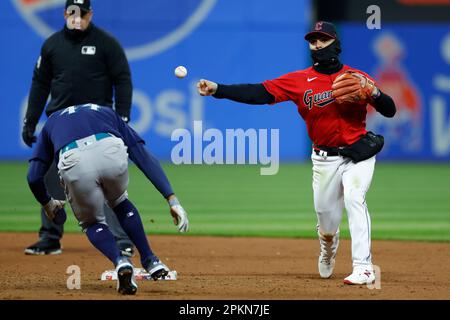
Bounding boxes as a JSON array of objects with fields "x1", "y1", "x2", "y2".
[{"x1": 311, "y1": 151, "x2": 375, "y2": 268}]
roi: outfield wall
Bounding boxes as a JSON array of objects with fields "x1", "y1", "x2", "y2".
[
  {"x1": 0, "y1": 0, "x2": 311, "y2": 161},
  {"x1": 0, "y1": 0, "x2": 449, "y2": 161}
]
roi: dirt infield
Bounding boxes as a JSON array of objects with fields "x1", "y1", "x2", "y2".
[{"x1": 0, "y1": 233, "x2": 449, "y2": 300}]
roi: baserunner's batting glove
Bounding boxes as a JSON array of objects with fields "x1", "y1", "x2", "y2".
[
  {"x1": 43, "y1": 198, "x2": 66, "y2": 220},
  {"x1": 168, "y1": 196, "x2": 189, "y2": 233}
]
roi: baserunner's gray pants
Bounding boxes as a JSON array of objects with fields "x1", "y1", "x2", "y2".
[
  {"x1": 39, "y1": 164, "x2": 132, "y2": 245},
  {"x1": 57, "y1": 135, "x2": 131, "y2": 231}
]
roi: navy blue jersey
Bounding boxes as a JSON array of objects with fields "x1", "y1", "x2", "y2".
[
  {"x1": 31, "y1": 104, "x2": 144, "y2": 163},
  {"x1": 28, "y1": 103, "x2": 174, "y2": 204}
]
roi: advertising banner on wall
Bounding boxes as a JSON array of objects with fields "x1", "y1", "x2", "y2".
[
  {"x1": 0, "y1": 0, "x2": 311, "y2": 161},
  {"x1": 340, "y1": 23, "x2": 450, "y2": 160}
]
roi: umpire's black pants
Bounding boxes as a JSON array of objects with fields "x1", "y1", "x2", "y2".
[{"x1": 39, "y1": 162, "x2": 133, "y2": 247}]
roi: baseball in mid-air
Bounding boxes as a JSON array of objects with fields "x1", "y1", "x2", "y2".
[{"x1": 174, "y1": 65, "x2": 188, "y2": 78}]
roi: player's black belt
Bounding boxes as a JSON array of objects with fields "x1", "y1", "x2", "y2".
[
  {"x1": 60, "y1": 132, "x2": 114, "y2": 155},
  {"x1": 313, "y1": 145, "x2": 341, "y2": 157}
]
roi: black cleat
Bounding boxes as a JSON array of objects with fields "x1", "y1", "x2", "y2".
[
  {"x1": 116, "y1": 259, "x2": 138, "y2": 295},
  {"x1": 24, "y1": 239, "x2": 62, "y2": 255},
  {"x1": 150, "y1": 267, "x2": 169, "y2": 281},
  {"x1": 144, "y1": 257, "x2": 170, "y2": 281}
]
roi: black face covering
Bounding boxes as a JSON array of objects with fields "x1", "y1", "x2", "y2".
[
  {"x1": 64, "y1": 22, "x2": 92, "y2": 41},
  {"x1": 310, "y1": 39, "x2": 343, "y2": 75}
]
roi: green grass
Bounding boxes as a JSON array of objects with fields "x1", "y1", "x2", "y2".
[{"x1": 0, "y1": 162, "x2": 449, "y2": 241}]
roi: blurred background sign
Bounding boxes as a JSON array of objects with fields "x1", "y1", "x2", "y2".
[
  {"x1": 317, "y1": 0, "x2": 450, "y2": 160},
  {"x1": 0, "y1": 0, "x2": 311, "y2": 161},
  {"x1": 0, "y1": 0, "x2": 449, "y2": 161},
  {"x1": 340, "y1": 25, "x2": 450, "y2": 160}
]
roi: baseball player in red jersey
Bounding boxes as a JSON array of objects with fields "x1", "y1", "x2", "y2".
[{"x1": 197, "y1": 21, "x2": 396, "y2": 285}]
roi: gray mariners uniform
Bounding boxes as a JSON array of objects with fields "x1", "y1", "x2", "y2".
[{"x1": 58, "y1": 136, "x2": 130, "y2": 229}]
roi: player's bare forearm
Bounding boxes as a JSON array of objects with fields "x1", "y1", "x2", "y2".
[{"x1": 166, "y1": 194, "x2": 176, "y2": 201}]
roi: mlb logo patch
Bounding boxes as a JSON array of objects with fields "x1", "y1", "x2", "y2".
[
  {"x1": 81, "y1": 46, "x2": 96, "y2": 55},
  {"x1": 74, "y1": 0, "x2": 85, "y2": 4}
]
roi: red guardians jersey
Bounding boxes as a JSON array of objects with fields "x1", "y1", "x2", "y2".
[{"x1": 263, "y1": 65, "x2": 377, "y2": 147}]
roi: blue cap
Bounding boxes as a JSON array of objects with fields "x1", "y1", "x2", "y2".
[{"x1": 305, "y1": 21, "x2": 338, "y2": 41}]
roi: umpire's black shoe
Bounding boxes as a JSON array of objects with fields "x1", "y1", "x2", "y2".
[
  {"x1": 24, "y1": 239, "x2": 62, "y2": 255},
  {"x1": 116, "y1": 258, "x2": 138, "y2": 295},
  {"x1": 117, "y1": 243, "x2": 135, "y2": 257}
]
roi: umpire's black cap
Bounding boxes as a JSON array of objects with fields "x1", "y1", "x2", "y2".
[
  {"x1": 304, "y1": 21, "x2": 338, "y2": 41},
  {"x1": 65, "y1": 0, "x2": 92, "y2": 13}
]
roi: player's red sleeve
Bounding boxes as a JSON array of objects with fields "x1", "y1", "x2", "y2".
[{"x1": 262, "y1": 72, "x2": 302, "y2": 105}]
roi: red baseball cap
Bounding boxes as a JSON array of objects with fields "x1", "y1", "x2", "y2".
[{"x1": 304, "y1": 21, "x2": 338, "y2": 41}]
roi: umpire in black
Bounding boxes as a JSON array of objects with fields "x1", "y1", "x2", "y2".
[{"x1": 22, "y1": 0, "x2": 134, "y2": 256}]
